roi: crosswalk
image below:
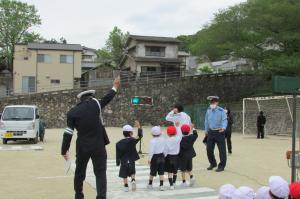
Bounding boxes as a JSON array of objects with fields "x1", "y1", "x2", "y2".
[
  {"x1": 0, "y1": 145, "x2": 43, "y2": 151},
  {"x1": 71, "y1": 160, "x2": 219, "y2": 199}
]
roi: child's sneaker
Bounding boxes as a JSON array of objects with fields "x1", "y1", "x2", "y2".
[
  {"x1": 170, "y1": 185, "x2": 175, "y2": 190},
  {"x1": 131, "y1": 181, "x2": 136, "y2": 191},
  {"x1": 190, "y1": 177, "x2": 196, "y2": 187},
  {"x1": 181, "y1": 182, "x2": 188, "y2": 187},
  {"x1": 123, "y1": 187, "x2": 129, "y2": 192},
  {"x1": 159, "y1": 185, "x2": 164, "y2": 191},
  {"x1": 147, "y1": 184, "x2": 153, "y2": 189}
]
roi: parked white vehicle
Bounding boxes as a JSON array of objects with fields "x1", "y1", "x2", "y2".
[{"x1": 0, "y1": 105, "x2": 40, "y2": 144}]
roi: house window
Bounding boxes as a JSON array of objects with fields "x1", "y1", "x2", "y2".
[
  {"x1": 145, "y1": 46, "x2": 165, "y2": 57},
  {"x1": 141, "y1": 66, "x2": 159, "y2": 73},
  {"x1": 82, "y1": 55, "x2": 93, "y2": 60},
  {"x1": 24, "y1": 57, "x2": 28, "y2": 60},
  {"x1": 51, "y1": 79, "x2": 60, "y2": 84},
  {"x1": 22, "y1": 76, "x2": 36, "y2": 93},
  {"x1": 37, "y1": 54, "x2": 51, "y2": 63},
  {"x1": 60, "y1": 55, "x2": 74, "y2": 64}
]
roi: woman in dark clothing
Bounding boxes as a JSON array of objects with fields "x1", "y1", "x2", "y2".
[{"x1": 224, "y1": 107, "x2": 233, "y2": 154}]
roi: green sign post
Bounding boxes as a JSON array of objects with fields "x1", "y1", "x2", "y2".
[{"x1": 273, "y1": 75, "x2": 300, "y2": 182}]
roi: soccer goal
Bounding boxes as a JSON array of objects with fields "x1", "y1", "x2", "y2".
[{"x1": 242, "y1": 95, "x2": 300, "y2": 135}]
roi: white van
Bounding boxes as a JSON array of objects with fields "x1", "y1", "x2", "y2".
[{"x1": 0, "y1": 105, "x2": 40, "y2": 144}]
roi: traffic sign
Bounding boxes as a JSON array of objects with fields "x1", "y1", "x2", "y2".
[{"x1": 131, "y1": 96, "x2": 153, "y2": 105}]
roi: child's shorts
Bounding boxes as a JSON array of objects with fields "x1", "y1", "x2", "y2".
[
  {"x1": 179, "y1": 157, "x2": 193, "y2": 172},
  {"x1": 150, "y1": 153, "x2": 165, "y2": 176},
  {"x1": 165, "y1": 154, "x2": 179, "y2": 174},
  {"x1": 119, "y1": 162, "x2": 136, "y2": 178}
]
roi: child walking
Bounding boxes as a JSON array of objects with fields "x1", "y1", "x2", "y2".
[
  {"x1": 164, "y1": 124, "x2": 182, "y2": 190},
  {"x1": 148, "y1": 126, "x2": 166, "y2": 191},
  {"x1": 116, "y1": 121, "x2": 143, "y2": 192},
  {"x1": 179, "y1": 124, "x2": 198, "y2": 187}
]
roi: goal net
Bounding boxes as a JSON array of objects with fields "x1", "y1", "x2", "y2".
[{"x1": 242, "y1": 95, "x2": 300, "y2": 135}]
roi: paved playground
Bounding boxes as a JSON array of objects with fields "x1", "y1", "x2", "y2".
[{"x1": 0, "y1": 127, "x2": 292, "y2": 199}]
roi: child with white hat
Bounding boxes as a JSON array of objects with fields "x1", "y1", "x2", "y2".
[
  {"x1": 148, "y1": 126, "x2": 166, "y2": 191},
  {"x1": 232, "y1": 186, "x2": 255, "y2": 199},
  {"x1": 255, "y1": 186, "x2": 272, "y2": 199},
  {"x1": 219, "y1": 184, "x2": 236, "y2": 199},
  {"x1": 116, "y1": 121, "x2": 143, "y2": 192},
  {"x1": 268, "y1": 176, "x2": 289, "y2": 199}
]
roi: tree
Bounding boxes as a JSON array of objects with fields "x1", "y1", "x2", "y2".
[
  {"x1": 98, "y1": 26, "x2": 129, "y2": 68},
  {"x1": 21, "y1": 32, "x2": 44, "y2": 43},
  {"x1": 181, "y1": 0, "x2": 300, "y2": 76},
  {"x1": 0, "y1": 0, "x2": 41, "y2": 70}
]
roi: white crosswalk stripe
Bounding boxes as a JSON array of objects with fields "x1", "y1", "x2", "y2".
[
  {"x1": 71, "y1": 160, "x2": 218, "y2": 199},
  {"x1": 0, "y1": 145, "x2": 43, "y2": 151}
]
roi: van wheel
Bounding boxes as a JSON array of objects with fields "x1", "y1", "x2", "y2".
[{"x1": 2, "y1": 139, "x2": 7, "y2": 144}]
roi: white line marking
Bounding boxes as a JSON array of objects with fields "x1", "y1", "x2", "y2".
[{"x1": 150, "y1": 187, "x2": 215, "y2": 196}]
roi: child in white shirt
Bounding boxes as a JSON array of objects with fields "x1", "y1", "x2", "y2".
[
  {"x1": 148, "y1": 126, "x2": 166, "y2": 191},
  {"x1": 164, "y1": 123, "x2": 182, "y2": 190}
]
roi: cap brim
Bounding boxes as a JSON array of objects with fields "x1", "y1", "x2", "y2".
[
  {"x1": 77, "y1": 90, "x2": 96, "y2": 99},
  {"x1": 207, "y1": 96, "x2": 220, "y2": 101}
]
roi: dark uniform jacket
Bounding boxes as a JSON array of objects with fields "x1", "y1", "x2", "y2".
[
  {"x1": 116, "y1": 129, "x2": 143, "y2": 166},
  {"x1": 61, "y1": 89, "x2": 116, "y2": 155},
  {"x1": 179, "y1": 130, "x2": 198, "y2": 160},
  {"x1": 226, "y1": 113, "x2": 233, "y2": 132},
  {"x1": 257, "y1": 115, "x2": 266, "y2": 127}
]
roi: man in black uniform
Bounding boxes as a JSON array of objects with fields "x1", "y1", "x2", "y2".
[
  {"x1": 61, "y1": 78, "x2": 120, "y2": 199},
  {"x1": 257, "y1": 111, "x2": 266, "y2": 139}
]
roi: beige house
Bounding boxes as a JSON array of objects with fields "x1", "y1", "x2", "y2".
[
  {"x1": 119, "y1": 35, "x2": 183, "y2": 76},
  {"x1": 13, "y1": 43, "x2": 82, "y2": 93}
]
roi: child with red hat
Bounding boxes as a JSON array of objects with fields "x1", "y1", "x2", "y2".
[
  {"x1": 164, "y1": 122, "x2": 183, "y2": 190},
  {"x1": 290, "y1": 182, "x2": 300, "y2": 199},
  {"x1": 179, "y1": 123, "x2": 198, "y2": 187}
]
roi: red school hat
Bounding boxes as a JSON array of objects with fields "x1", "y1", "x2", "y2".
[
  {"x1": 181, "y1": 124, "x2": 191, "y2": 135},
  {"x1": 167, "y1": 126, "x2": 177, "y2": 136},
  {"x1": 290, "y1": 182, "x2": 300, "y2": 199}
]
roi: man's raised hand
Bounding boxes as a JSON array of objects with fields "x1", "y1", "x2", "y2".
[{"x1": 113, "y1": 77, "x2": 121, "y2": 90}]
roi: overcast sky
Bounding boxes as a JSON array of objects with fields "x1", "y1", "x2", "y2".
[{"x1": 21, "y1": 0, "x2": 247, "y2": 49}]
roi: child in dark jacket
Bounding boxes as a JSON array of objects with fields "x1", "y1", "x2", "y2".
[
  {"x1": 116, "y1": 121, "x2": 143, "y2": 192},
  {"x1": 179, "y1": 124, "x2": 198, "y2": 187}
]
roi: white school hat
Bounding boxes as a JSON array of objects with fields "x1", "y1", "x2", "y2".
[
  {"x1": 219, "y1": 184, "x2": 236, "y2": 199},
  {"x1": 122, "y1": 125, "x2": 133, "y2": 132},
  {"x1": 255, "y1": 186, "x2": 272, "y2": 199},
  {"x1": 77, "y1": 90, "x2": 95, "y2": 99},
  {"x1": 151, "y1": 126, "x2": 161, "y2": 136},
  {"x1": 268, "y1": 176, "x2": 289, "y2": 198},
  {"x1": 232, "y1": 186, "x2": 255, "y2": 199}
]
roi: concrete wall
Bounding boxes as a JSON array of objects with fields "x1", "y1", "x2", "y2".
[
  {"x1": 13, "y1": 45, "x2": 82, "y2": 94},
  {"x1": 0, "y1": 74, "x2": 275, "y2": 134}
]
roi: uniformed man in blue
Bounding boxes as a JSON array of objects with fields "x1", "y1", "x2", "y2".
[
  {"x1": 204, "y1": 96, "x2": 228, "y2": 172},
  {"x1": 61, "y1": 78, "x2": 120, "y2": 199}
]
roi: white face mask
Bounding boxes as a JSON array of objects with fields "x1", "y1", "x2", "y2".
[{"x1": 210, "y1": 104, "x2": 217, "y2": 109}]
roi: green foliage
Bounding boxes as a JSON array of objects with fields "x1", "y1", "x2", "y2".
[
  {"x1": 97, "y1": 26, "x2": 129, "y2": 68},
  {"x1": 199, "y1": 65, "x2": 214, "y2": 74},
  {"x1": 21, "y1": 32, "x2": 44, "y2": 43},
  {"x1": 0, "y1": 0, "x2": 41, "y2": 69},
  {"x1": 96, "y1": 48, "x2": 114, "y2": 68},
  {"x1": 182, "y1": 0, "x2": 300, "y2": 76},
  {"x1": 43, "y1": 37, "x2": 67, "y2": 44}
]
